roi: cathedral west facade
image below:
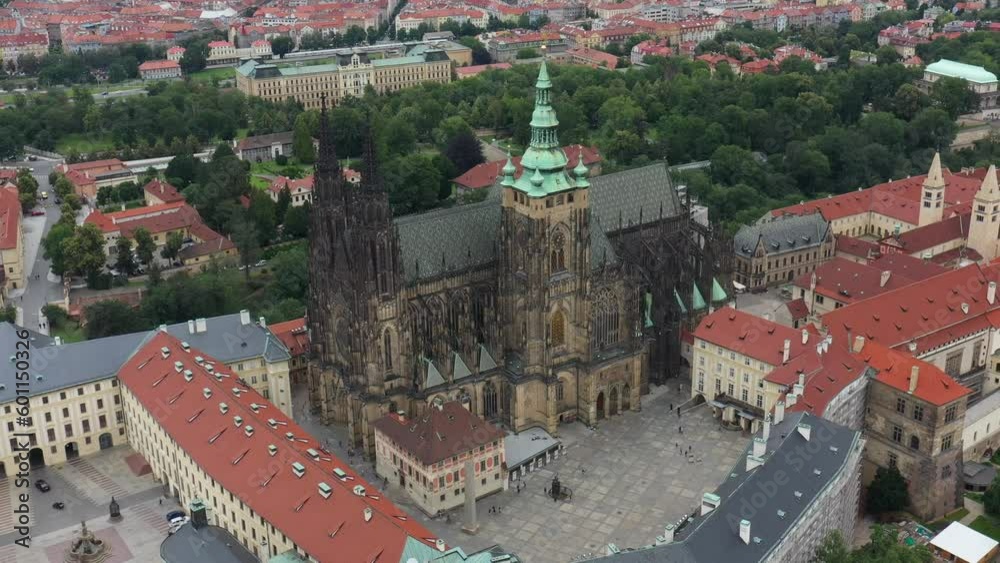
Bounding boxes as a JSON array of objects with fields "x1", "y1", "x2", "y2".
[{"x1": 307, "y1": 62, "x2": 730, "y2": 455}]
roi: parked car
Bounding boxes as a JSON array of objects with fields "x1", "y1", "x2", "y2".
[
  {"x1": 27, "y1": 155, "x2": 37, "y2": 161},
  {"x1": 40, "y1": 191, "x2": 48, "y2": 199},
  {"x1": 30, "y1": 209, "x2": 44, "y2": 216},
  {"x1": 165, "y1": 510, "x2": 185, "y2": 522},
  {"x1": 34, "y1": 479, "x2": 50, "y2": 492}
]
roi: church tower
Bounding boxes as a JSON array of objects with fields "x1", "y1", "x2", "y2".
[
  {"x1": 498, "y1": 61, "x2": 593, "y2": 430},
  {"x1": 968, "y1": 165, "x2": 1000, "y2": 262},
  {"x1": 918, "y1": 152, "x2": 946, "y2": 227}
]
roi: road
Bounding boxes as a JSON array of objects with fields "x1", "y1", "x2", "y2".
[{"x1": 5, "y1": 157, "x2": 67, "y2": 331}]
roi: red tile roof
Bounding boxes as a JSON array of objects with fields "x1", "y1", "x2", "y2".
[
  {"x1": 771, "y1": 168, "x2": 985, "y2": 224},
  {"x1": 269, "y1": 317, "x2": 309, "y2": 357},
  {"x1": 835, "y1": 236, "x2": 879, "y2": 259},
  {"x1": 84, "y1": 201, "x2": 189, "y2": 233},
  {"x1": 772, "y1": 342, "x2": 868, "y2": 417},
  {"x1": 267, "y1": 175, "x2": 313, "y2": 195},
  {"x1": 143, "y1": 179, "x2": 184, "y2": 203},
  {"x1": 786, "y1": 298, "x2": 809, "y2": 321},
  {"x1": 118, "y1": 332, "x2": 440, "y2": 562},
  {"x1": 867, "y1": 252, "x2": 947, "y2": 281},
  {"x1": 138, "y1": 59, "x2": 179, "y2": 71},
  {"x1": 0, "y1": 186, "x2": 21, "y2": 250},
  {"x1": 858, "y1": 340, "x2": 970, "y2": 406},
  {"x1": 455, "y1": 62, "x2": 512, "y2": 78},
  {"x1": 453, "y1": 145, "x2": 601, "y2": 190},
  {"x1": 823, "y1": 264, "x2": 1000, "y2": 355},
  {"x1": 793, "y1": 257, "x2": 919, "y2": 304},
  {"x1": 372, "y1": 402, "x2": 505, "y2": 466},
  {"x1": 693, "y1": 307, "x2": 811, "y2": 366},
  {"x1": 882, "y1": 212, "x2": 970, "y2": 254}
]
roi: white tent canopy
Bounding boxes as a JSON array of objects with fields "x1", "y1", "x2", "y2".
[{"x1": 930, "y1": 522, "x2": 998, "y2": 563}]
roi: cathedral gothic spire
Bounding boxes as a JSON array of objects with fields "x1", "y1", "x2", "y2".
[
  {"x1": 507, "y1": 61, "x2": 578, "y2": 197},
  {"x1": 314, "y1": 95, "x2": 344, "y2": 205}
]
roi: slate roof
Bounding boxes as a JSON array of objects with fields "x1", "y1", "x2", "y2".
[
  {"x1": 588, "y1": 412, "x2": 861, "y2": 563},
  {"x1": 0, "y1": 313, "x2": 290, "y2": 404},
  {"x1": 395, "y1": 163, "x2": 679, "y2": 283},
  {"x1": 160, "y1": 524, "x2": 258, "y2": 563},
  {"x1": 736, "y1": 213, "x2": 829, "y2": 258}
]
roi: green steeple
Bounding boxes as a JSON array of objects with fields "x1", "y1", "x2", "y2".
[
  {"x1": 574, "y1": 151, "x2": 590, "y2": 189},
  {"x1": 509, "y1": 60, "x2": 576, "y2": 197},
  {"x1": 673, "y1": 288, "x2": 687, "y2": 314},
  {"x1": 501, "y1": 153, "x2": 516, "y2": 187},
  {"x1": 692, "y1": 282, "x2": 707, "y2": 311},
  {"x1": 711, "y1": 277, "x2": 728, "y2": 302}
]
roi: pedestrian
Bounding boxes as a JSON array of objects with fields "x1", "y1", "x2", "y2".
[
  {"x1": 498, "y1": 507, "x2": 502, "y2": 514},
  {"x1": 159, "y1": 498, "x2": 162, "y2": 506},
  {"x1": 679, "y1": 426, "x2": 683, "y2": 434},
  {"x1": 677, "y1": 407, "x2": 681, "y2": 418}
]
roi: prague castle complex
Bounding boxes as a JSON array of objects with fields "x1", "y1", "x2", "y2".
[{"x1": 306, "y1": 62, "x2": 729, "y2": 455}]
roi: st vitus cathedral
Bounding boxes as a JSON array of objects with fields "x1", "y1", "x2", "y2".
[{"x1": 307, "y1": 62, "x2": 732, "y2": 455}]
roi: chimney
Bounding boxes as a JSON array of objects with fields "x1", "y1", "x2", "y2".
[
  {"x1": 786, "y1": 393, "x2": 797, "y2": 407},
  {"x1": 990, "y1": 281, "x2": 997, "y2": 305},
  {"x1": 195, "y1": 318, "x2": 207, "y2": 333},
  {"x1": 880, "y1": 270, "x2": 891, "y2": 288},
  {"x1": 810, "y1": 272, "x2": 817, "y2": 291},
  {"x1": 764, "y1": 312, "x2": 772, "y2": 322},
  {"x1": 852, "y1": 335, "x2": 865, "y2": 353},
  {"x1": 801, "y1": 329, "x2": 809, "y2": 345},
  {"x1": 435, "y1": 539, "x2": 446, "y2": 552},
  {"x1": 259, "y1": 316, "x2": 266, "y2": 328},
  {"x1": 793, "y1": 382, "x2": 804, "y2": 397},
  {"x1": 188, "y1": 319, "x2": 195, "y2": 334},
  {"x1": 239, "y1": 309, "x2": 251, "y2": 326},
  {"x1": 660, "y1": 524, "x2": 676, "y2": 545},
  {"x1": 54, "y1": 336, "x2": 62, "y2": 346},
  {"x1": 798, "y1": 372, "x2": 805, "y2": 387},
  {"x1": 190, "y1": 498, "x2": 208, "y2": 529},
  {"x1": 775, "y1": 401, "x2": 785, "y2": 424},
  {"x1": 763, "y1": 414, "x2": 771, "y2": 441},
  {"x1": 797, "y1": 423, "x2": 811, "y2": 442},
  {"x1": 701, "y1": 492, "x2": 721, "y2": 515},
  {"x1": 752, "y1": 436, "x2": 766, "y2": 458},
  {"x1": 908, "y1": 365, "x2": 919, "y2": 394},
  {"x1": 782, "y1": 339, "x2": 791, "y2": 363},
  {"x1": 908, "y1": 341, "x2": 917, "y2": 353},
  {"x1": 746, "y1": 454, "x2": 765, "y2": 471},
  {"x1": 739, "y1": 519, "x2": 751, "y2": 545},
  {"x1": 397, "y1": 410, "x2": 406, "y2": 423}
]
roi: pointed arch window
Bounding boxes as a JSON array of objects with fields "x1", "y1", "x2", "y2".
[
  {"x1": 593, "y1": 289, "x2": 621, "y2": 350},
  {"x1": 383, "y1": 330, "x2": 393, "y2": 370},
  {"x1": 551, "y1": 231, "x2": 566, "y2": 273},
  {"x1": 551, "y1": 310, "x2": 566, "y2": 346}
]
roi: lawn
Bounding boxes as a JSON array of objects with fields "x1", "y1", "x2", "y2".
[
  {"x1": 55, "y1": 133, "x2": 116, "y2": 155},
  {"x1": 51, "y1": 321, "x2": 86, "y2": 344},
  {"x1": 970, "y1": 515, "x2": 1000, "y2": 542},
  {"x1": 967, "y1": 492, "x2": 985, "y2": 503},
  {"x1": 251, "y1": 175, "x2": 271, "y2": 190},
  {"x1": 188, "y1": 66, "x2": 235, "y2": 83},
  {"x1": 250, "y1": 159, "x2": 309, "y2": 178}
]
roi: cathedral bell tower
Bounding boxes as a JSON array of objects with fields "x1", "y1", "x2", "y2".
[
  {"x1": 968, "y1": 165, "x2": 1000, "y2": 263},
  {"x1": 499, "y1": 60, "x2": 593, "y2": 382},
  {"x1": 918, "y1": 152, "x2": 945, "y2": 227}
]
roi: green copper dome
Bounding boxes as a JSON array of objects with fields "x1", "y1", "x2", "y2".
[
  {"x1": 501, "y1": 153, "x2": 516, "y2": 187},
  {"x1": 711, "y1": 277, "x2": 728, "y2": 302},
  {"x1": 509, "y1": 60, "x2": 577, "y2": 197},
  {"x1": 692, "y1": 282, "x2": 707, "y2": 311},
  {"x1": 574, "y1": 151, "x2": 589, "y2": 188}
]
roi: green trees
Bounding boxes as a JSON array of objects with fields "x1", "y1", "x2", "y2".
[
  {"x1": 983, "y1": 474, "x2": 1000, "y2": 516},
  {"x1": 231, "y1": 215, "x2": 260, "y2": 282},
  {"x1": 292, "y1": 114, "x2": 316, "y2": 164},
  {"x1": 271, "y1": 36, "x2": 294, "y2": 59},
  {"x1": 61, "y1": 224, "x2": 106, "y2": 279},
  {"x1": 15, "y1": 169, "x2": 38, "y2": 209},
  {"x1": 179, "y1": 40, "x2": 209, "y2": 74},
  {"x1": 814, "y1": 526, "x2": 932, "y2": 563},
  {"x1": 113, "y1": 237, "x2": 136, "y2": 276},
  {"x1": 443, "y1": 130, "x2": 485, "y2": 174},
  {"x1": 283, "y1": 204, "x2": 310, "y2": 239},
  {"x1": 866, "y1": 466, "x2": 910, "y2": 515},
  {"x1": 133, "y1": 227, "x2": 156, "y2": 267},
  {"x1": 161, "y1": 231, "x2": 184, "y2": 262},
  {"x1": 931, "y1": 76, "x2": 980, "y2": 119},
  {"x1": 83, "y1": 300, "x2": 146, "y2": 339},
  {"x1": 516, "y1": 48, "x2": 539, "y2": 60},
  {"x1": 42, "y1": 223, "x2": 74, "y2": 276}
]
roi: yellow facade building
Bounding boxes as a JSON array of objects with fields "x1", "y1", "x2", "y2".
[
  {"x1": 236, "y1": 50, "x2": 453, "y2": 109},
  {"x1": 0, "y1": 185, "x2": 24, "y2": 297}
]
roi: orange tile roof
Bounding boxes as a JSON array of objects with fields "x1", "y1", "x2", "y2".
[
  {"x1": 143, "y1": 179, "x2": 184, "y2": 203},
  {"x1": 772, "y1": 342, "x2": 868, "y2": 416},
  {"x1": 269, "y1": 317, "x2": 309, "y2": 357},
  {"x1": 693, "y1": 307, "x2": 811, "y2": 366},
  {"x1": 772, "y1": 168, "x2": 985, "y2": 224},
  {"x1": 823, "y1": 264, "x2": 1000, "y2": 355},
  {"x1": 792, "y1": 257, "x2": 919, "y2": 304},
  {"x1": 0, "y1": 186, "x2": 21, "y2": 250},
  {"x1": 835, "y1": 235, "x2": 879, "y2": 259},
  {"x1": 858, "y1": 340, "x2": 970, "y2": 406},
  {"x1": 138, "y1": 59, "x2": 179, "y2": 71},
  {"x1": 372, "y1": 402, "x2": 505, "y2": 466},
  {"x1": 118, "y1": 332, "x2": 441, "y2": 562}
]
